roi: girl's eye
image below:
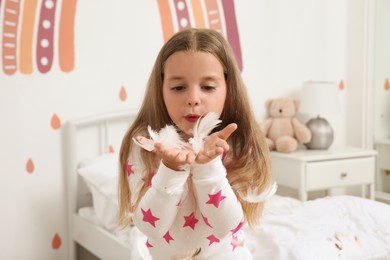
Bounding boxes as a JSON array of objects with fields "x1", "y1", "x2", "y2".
[
  {"x1": 202, "y1": 85, "x2": 216, "y2": 91},
  {"x1": 171, "y1": 86, "x2": 185, "y2": 92}
]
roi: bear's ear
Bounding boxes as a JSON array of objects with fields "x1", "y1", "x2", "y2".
[{"x1": 265, "y1": 99, "x2": 273, "y2": 109}]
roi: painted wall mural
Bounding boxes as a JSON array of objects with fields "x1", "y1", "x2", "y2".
[
  {"x1": 155, "y1": 0, "x2": 243, "y2": 70},
  {"x1": 1, "y1": 0, "x2": 241, "y2": 76},
  {"x1": 1, "y1": 0, "x2": 77, "y2": 75}
]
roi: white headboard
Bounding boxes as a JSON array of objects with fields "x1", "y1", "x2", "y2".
[
  {"x1": 63, "y1": 110, "x2": 137, "y2": 213},
  {"x1": 63, "y1": 110, "x2": 138, "y2": 260}
]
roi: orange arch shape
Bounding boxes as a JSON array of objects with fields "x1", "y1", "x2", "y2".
[
  {"x1": 19, "y1": 0, "x2": 38, "y2": 74},
  {"x1": 59, "y1": 0, "x2": 77, "y2": 72}
]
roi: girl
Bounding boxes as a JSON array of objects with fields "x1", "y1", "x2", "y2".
[{"x1": 119, "y1": 28, "x2": 274, "y2": 259}]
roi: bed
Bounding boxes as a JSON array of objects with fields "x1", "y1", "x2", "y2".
[{"x1": 64, "y1": 110, "x2": 390, "y2": 260}]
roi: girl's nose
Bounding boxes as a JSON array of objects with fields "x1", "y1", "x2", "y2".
[{"x1": 187, "y1": 88, "x2": 200, "y2": 106}]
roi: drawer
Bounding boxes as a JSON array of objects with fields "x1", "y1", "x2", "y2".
[{"x1": 306, "y1": 157, "x2": 375, "y2": 190}]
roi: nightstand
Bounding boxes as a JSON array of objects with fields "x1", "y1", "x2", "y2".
[
  {"x1": 270, "y1": 147, "x2": 377, "y2": 201},
  {"x1": 375, "y1": 139, "x2": 390, "y2": 203}
]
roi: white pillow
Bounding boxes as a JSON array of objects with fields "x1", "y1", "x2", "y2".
[{"x1": 78, "y1": 153, "x2": 120, "y2": 231}]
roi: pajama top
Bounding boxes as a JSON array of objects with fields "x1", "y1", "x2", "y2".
[{"x1": 127, "y1": 149, "x2": 252, "y2": 259}]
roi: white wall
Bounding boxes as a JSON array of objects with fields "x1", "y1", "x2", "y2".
[
  {"x1": 0, "y1": 0, "x2": 371, "y2": 259},
  {"x1": 374, "y1": 0, "x2": 390, "y2": 140}
]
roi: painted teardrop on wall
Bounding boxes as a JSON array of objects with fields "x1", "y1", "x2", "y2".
[
  {"x1": 51, "y1": 114, "x2": 61, "y2": 130},
  {"x1": 52, "y1": 233, "x2": 61, "y2": 249},
  {"x1": 26, "y1": 158, "x2": 35, "y2": 174},
  {"x1": 108, "y1": 145, "x2": 115, "y2": 153},
  {"x1": 339, "y1": 80, "x2": 345, "y2": 91},
  {"x1": 119, "y1": 86, "x2": 127, "y2": 101}
]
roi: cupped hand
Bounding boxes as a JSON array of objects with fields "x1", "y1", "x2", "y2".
[
  {"x1": 195, "y1": 123, "x2": 237, "y2": 164},
  {"x1": 154, "y1": 143, "x2": 196, "y2": 171}
]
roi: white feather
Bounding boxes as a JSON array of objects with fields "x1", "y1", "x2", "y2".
[
  {"x1": 133, "y1": 125, "x2": 187, "y2": 152},
  {"x1": 150, "y1": 125, "x2": 187, "y2": 149},
  {"x1": 189, "y1": 112, "x2": 222, "y2": 153},
  {"x1": 240, "y1": 182, "x2": 278, "y2": 203},
  {"x1": 147, "y1": 125, "x2": 159, "y2": 142}
]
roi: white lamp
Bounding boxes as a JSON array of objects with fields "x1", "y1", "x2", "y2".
[{"x1": 298, "y1": 81, "x2": 341, "y2": 149}]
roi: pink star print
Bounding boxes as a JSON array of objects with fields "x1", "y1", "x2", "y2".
[
  {"x1": 146, "y1": 239, "x2": 153, "y2": 248},
  {"x1": 206, "y1": 190, "x2": 226, "y2": 208},
  {"x1": 207, "y1": 234, "x2": 220, "y2": 246},
  {"x1": 201, "y1": 213, "x2": 213, "y2": 228},
  {"x1": 183, "y1": 212, "x2": 199, "y2": 230},
  {"x1": 126, "y1": 162, "x2": 135, "y2": 176},
  {"x1": 231, "y1": 234, "x2": 238, "y2": 251},
  {"x1": 231, "y1": 221, "x2": 244, "y2": 234},
  {"x1": 163, "y1": 231, "x2": 174, "y2": 244},
  {"x1": 141, "y1": 208, "x2": 160, "y2": 227}
]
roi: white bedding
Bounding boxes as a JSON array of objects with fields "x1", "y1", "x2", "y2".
[
  {"x1": 245, "y1": 195, "x2": 390, "y2": 260},
  {"x1": 78, "y1": 187, "x2": 390, "y2": 259}
]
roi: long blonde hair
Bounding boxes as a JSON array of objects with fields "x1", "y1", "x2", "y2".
[{"x1": 119, "y1": 28, "x2": 271, "y2": 228}]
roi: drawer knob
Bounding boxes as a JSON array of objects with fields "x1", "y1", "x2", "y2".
[{"x1": 340, "y1": 172, "x2": 348, "y2": 178}]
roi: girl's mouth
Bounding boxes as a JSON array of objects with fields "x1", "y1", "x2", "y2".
[{"x1": 184, "y1": 114, "x2": 201, "y2": 123}]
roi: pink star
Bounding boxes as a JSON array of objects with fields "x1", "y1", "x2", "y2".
[
  {"x1": 163, "y1": 231, "x2": 174, "y2": 244},
  {"x1": 183, "y1": 212, "x2": 199, "y2": 230},
  {"x1": 201, "y1": 213, "x2": 213, "y2": 228},
  {"x1": 141, "y1": 208, "x2": 160, "y2": 227},
  {"x1": 146, "y1": 239, "x2": 153, "y2": 248},
  {"x1": 126, "y1": 162, "x2": 135, "y2": 176},
  {"x1": 206, "y1": 190, "x2": 226, "y2": 208},
  {"x1": 231, "y1": 234, "x2": 238, "y2": 251},
  {"x1": 230, "y1": 221, "x2": 244, "y2": 234},
  {"x1": 207, "y1": 234, "x2": 220, "y2": 246}
]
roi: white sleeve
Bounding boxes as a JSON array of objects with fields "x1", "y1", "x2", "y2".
[
  {"x1": 132, "y1": 161, "x2": 190, "y2": 238},
  {"x1": 191, "y1": 157, "x2": 245, "y2": 238}
]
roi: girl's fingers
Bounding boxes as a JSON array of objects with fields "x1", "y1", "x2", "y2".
[
  {"x1": 149, "y1": 123, "x2": 237, "y2": 166},
  {"x1": 196, "y1": 146, "x2": 224, "y2": 164},
  {"x1": 155, "y1": 145, "x2": 196, "y2": 169},
  {"x1": 186, "y1": 152, "x2": 196, "y2": 164},
  {"x1": 133, "y1": 136, "x2": 156, "y2": 152},
  {"x1": 217, "y1": 123, "x2": 237, "y2": 140}
]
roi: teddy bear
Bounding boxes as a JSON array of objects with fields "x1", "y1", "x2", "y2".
[{"x1": 260, "y1": 97, "x2": 312, "y2": 153}]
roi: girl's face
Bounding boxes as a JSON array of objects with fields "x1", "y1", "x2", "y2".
[{"x1": 163, "y1": 51, "x2": 227, "y2": 139}]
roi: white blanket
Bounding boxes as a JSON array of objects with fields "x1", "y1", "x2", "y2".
[{"x1": 245, "y1": 195, "x2": 390, "y2": 260}]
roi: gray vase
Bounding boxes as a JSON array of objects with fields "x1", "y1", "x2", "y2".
[{"x1": 305, "y1": 116, "x2": 334, "y2": 149}]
